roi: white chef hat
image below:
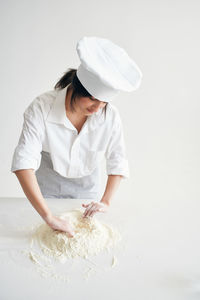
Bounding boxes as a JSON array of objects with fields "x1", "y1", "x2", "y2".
[{"x1": 76, "y1": 36, "x2": 143, "y2": 103}]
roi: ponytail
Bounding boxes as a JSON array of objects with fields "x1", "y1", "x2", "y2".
[{"x1": 54, "y1": 68, "x2": 77, "y2": 90}]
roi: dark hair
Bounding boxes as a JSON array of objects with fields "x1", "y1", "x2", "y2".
[{"x1": 54, "y1": 68, "x2": 108, "y2": 115}]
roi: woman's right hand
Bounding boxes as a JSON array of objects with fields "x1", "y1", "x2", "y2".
[{"x1": 44, "y1": 215, "x2": 75, "y2": 238}]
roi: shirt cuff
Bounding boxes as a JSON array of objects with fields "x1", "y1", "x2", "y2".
[
  {"x1": 11, "y1": 157, "x2": 40, "y2": 173},
  {"x1": 106, "y1": 158, "x2": 130, "y2": 179}
]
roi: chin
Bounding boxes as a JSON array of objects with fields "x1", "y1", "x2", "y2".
[
  {"x1": 86, "y1": 109, "x2": 94, "y2": 114},
  {"x1": 85, "y1": 112, "x2": 91, "y2": 116}
]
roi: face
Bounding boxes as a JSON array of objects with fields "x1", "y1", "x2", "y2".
[{"x1": 76, "y1": 96, "x2": 107, "y2": 116}]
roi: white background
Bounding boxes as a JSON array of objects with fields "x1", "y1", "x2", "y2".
[
  {"x1": 2, "y1": 0, "x2": 199, "y2": 205},
  {"x1": 0, "y1": 0, "x2": 200, "y2": 298}
]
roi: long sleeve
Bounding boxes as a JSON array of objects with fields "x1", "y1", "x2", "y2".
[
  {"x1": 11, "y1": 99, "x2": 45, "y2": 173},
  {"x1": 105, "y1": 112, "x2": 129, "y2": 179}
]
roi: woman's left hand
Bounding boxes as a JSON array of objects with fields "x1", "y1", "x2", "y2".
[{"x1": 82, "y1": 201, "x2": 109, "y2": 218}]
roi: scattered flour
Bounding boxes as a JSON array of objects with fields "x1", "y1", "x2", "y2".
[
  {"x1": 111, "y1": 255, "x2": 118, "y2": 268},
  {"x1": 25, "y1": 209, "x2": 122, "y2": 282}
]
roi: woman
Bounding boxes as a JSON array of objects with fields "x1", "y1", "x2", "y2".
[{"x1": 11, "y1": 36, "x2": 142, "y2": 237}]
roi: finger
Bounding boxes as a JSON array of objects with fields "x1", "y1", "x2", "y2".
[
  {"x1": 86, "y1": 203, "x2": 98, "y2": 217},
  {"x1": 83, "y1": 203, "x2": 93, "y2": 217},
  {"x1": 86, "y1": 207, "x2": 94, "y2": 217},
  {"x1": 90, "y1": 209, "x2": 97, "y2": 217},
  {"x1": 84, "y1": 208, "x2": 92, "y2": 218},
  {"x1": 82, "y1": 201, "x2": 94, "y2": 208},
  {"x1": 67, "y1": 231, "x2": 74, "y2": 238},
  {"x1": 84, "y1": 204, "x2": 95, "y2": 218},
  {"x1": 82, "y1": 203, "x2": 90, "y2": 208},
  {"x1": 98, "y1": 206, "x2": 105, "y2": 212},
  {"x1": 67, "y1": 224, "x2": 75, "y2": 235},
  {"x1": 86, "y1": 209, "x2": 95, "y2": 218},
  {"x1": 85, "y1": 202, "x2": 97, "y2": 216}
]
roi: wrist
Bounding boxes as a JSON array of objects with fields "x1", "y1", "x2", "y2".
[
  {"x1": 100, "y1": 198, "x2": 110, "y2": 207},
  {"x1": 42, "y1": 212, "x2": 53, "y2": 224}
]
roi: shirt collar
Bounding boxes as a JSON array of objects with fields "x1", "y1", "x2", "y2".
[{"x1": 46, "y1": 85, "x2": 105, "y2": 133}]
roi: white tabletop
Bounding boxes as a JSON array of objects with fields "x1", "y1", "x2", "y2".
[{"x1": 0, "y1": 197, "x2": 199, "y2": 300}]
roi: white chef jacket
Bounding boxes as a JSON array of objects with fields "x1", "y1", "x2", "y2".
[{"x1": 11, "y1": 85, "x2": 129, "y2": 179}]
